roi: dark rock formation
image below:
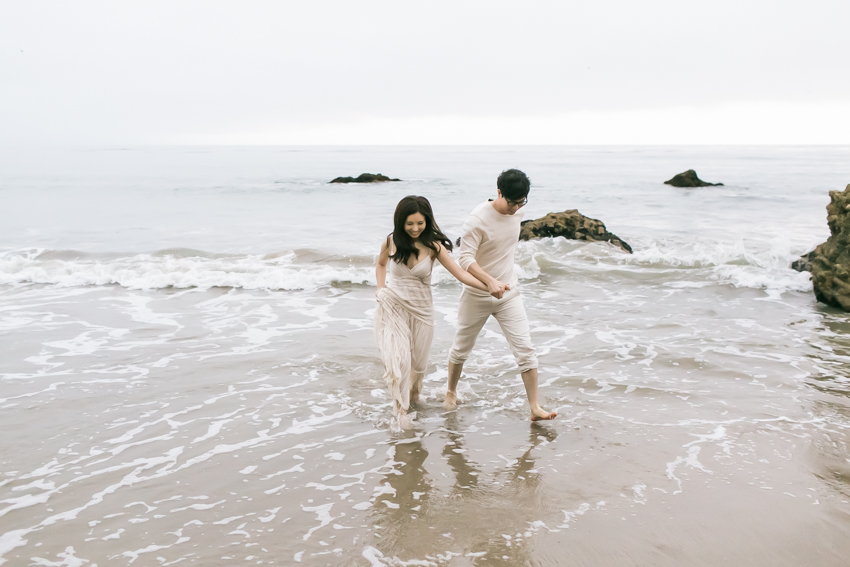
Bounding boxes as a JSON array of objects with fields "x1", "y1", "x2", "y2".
[
  {"x1": 809, "y1": 184, "x2": 850, "y2": 310},
  {"x1": 330, "y1": 173, "x2": 400, "y2": 183},
  {"x1": 518, "y1": 210, "x2": 632, "y2": 253},
  {"x1": 791, "y1": 251, "x2": 816, "y2": 273},
  {"x1": 664, "y1": 169, "x2": 723, "y2": 188}
]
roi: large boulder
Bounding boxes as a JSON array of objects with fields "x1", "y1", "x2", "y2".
[
  {"x1": 664, "y1": 169, "x2": 723, "y2": 187},
  {"x1": 809, "y1": 184, "x2": 850, "y2": 310},
  {"x1": 519, "y1": 210, "x2": 632, "y2": 253},
  {"x1": 330, "y1": 173, "x2": 400, "y2": 183}
]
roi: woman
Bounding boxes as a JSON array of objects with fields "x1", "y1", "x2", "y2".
[{"x1": 375, "y1": 196, "x2": 508, "y2": 428}]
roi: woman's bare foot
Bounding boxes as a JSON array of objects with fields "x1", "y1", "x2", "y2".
[
  {"x1": 393, "y1": 407, "x2": 415, "y2": 431},
  {"x1": 530, "y1": 406, "x2": 557, "y2": 421},
  {"x1": 443, "y1": 390, "x2": 458, "y2": 410}
]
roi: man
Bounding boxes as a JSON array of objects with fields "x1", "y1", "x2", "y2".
[{"x1": 445, "y1": 169, "x2": 557, "y2": 421}]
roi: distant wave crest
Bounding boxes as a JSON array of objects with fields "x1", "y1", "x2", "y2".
[
  {"x1": 0, "y1": 249, "x2": 377, "y2": 291},
  {"x1": 1, "y1": 237, "x2": 815, "y2": 295},
  {"x1": 515, "y1": 237, "x2": 814, "y2": 294}
]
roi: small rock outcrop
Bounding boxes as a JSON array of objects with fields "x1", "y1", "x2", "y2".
[
  {"x1": 518, "y1": 210, "x2": 632, "y2": 253},
  {"x1": 664, "y1": 169, "x2": 723, "y2": 187},
  {"x1": 809, "y1": 184, "x2": 850, "y2": 310},
  {"x1": 330, "y1": 173, "x2": 400, "y2": 183},
  {"x1": 791, "y1": 251, "x2": 816, "y2": 273}
]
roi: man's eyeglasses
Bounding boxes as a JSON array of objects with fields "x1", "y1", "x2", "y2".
[{"x1": 506, "y1": 197, "x2": 528, "y2": 209}]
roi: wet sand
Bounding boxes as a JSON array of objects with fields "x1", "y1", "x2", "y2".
[
  {"x1": 2, "y1": 272, "x2": 849, "y2": 566},
  {"x1": 3, "y1": 145, "x2": 850, "y2": 565}
]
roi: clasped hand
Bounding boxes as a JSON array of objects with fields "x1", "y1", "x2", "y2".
[{"x1": 488, "y1": 280, "x2": 511, "y2": 299}]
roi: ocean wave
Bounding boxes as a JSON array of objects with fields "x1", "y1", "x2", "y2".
[
  {"x1": 710, "y1": 264, "x2": 813, "y2": 295},
  {"x1": 517, "y1": 235, "x2": 814, "y2": 270},
  {"x1": 514, "y1": 236, "x2": 814, "y2": 294},
  {"x1": 1, "y1": 236, "x2": 816, "y2": 294},
  {"x1": 623, "y1": 237, "x2": 813, "y2": 294},
  {"x1": 0, "y1": 249, "x2": 377, "y2": 291}
]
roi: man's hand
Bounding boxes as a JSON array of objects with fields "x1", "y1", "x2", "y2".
[
  {"x1": 487, "y1": 280, "x2": 511, "y2": 299},
  {"x1": 486, "y1": 279, "x2": 503, "y2": 299}
]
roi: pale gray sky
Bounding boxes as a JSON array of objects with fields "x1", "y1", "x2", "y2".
[{"x1": 3, "y1": 0, "x2": 849, "y2": 145}]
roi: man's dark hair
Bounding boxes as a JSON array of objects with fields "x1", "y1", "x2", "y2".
[{"x1": 497, "y1": 169, "x2": 530, "y2": 201}]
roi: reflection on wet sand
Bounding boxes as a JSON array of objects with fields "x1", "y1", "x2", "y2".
[
  {"x1": 441, "y1": 414, "x2": 482, "y2": 492},
  {"x1": 808, "y1": 313, "x2": 850, "y2": 400},
  {"x1": 800, "y1": 312, "x2": 850, "y2": 500},
  {"x1": 372, "y1": 414, "x2": 559, "y2": 565},
  {"x1": 372, "y1": 434, "x2": 433, "y2": 556}
]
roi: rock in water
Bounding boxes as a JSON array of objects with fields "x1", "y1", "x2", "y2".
[
  {"x1": 791, "y1": 251, "x2": 816, "y2": 273},
  {"x1": 519, "y1": 210, "x2": 632, "y2": 253},
  {"x1": 810, "y1": 184, "x2": 850, "y2": 310},
  {"x1": 664, "y1": 170, "x2": 723, "y2": 187},
  {"x1": 329, "y1": 173, "x2": 400, "y2": 183}
]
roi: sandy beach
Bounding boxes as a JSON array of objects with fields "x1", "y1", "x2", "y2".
[{"x1": 1, "y1": 145, "x2": 849, "y2": 565}]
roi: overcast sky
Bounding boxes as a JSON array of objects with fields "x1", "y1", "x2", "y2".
[{"x1": 3, "y1": 1, "x2": 849, "y2": 145}]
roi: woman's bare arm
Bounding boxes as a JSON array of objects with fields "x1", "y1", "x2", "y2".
[
  {"x1": 376, "y1": 238, "x2": 390, "y2": 296},
  {"x1": 436, "y1": 244, "x2": 508, "y2": 293}
]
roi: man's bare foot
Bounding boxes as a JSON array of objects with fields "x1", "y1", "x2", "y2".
[
  {"x1": 530, "y1": 406, "x2": 557, "y2": 421},
  {"x1": 443, "y1": 390, "x2": 457, "y2": 410},
  {"x1": 409, "y1": 391, "x2": 420, "y2": 406}
]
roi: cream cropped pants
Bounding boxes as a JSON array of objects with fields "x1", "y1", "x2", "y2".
[{"x1": 448, "y1": 288, "x2": 538, "y2": 373}]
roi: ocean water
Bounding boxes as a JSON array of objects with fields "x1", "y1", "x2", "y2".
[{"x1": 1, "y1": 145, "x2": 849, "y2": 566}]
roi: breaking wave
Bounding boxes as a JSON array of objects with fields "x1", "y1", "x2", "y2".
[
  {"x1": 0, "y1": 248, "x2": 377, "y2": 291},
  {"x1": 1, "y1": 236, "x2": 815, "y2": 294},
  {"x1": 514, "y1": 236, "x2": 814, "y2": 295}
]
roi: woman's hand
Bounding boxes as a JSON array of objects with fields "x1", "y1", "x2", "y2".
[{"x1": 437, "y1": 245, "x2": 502, "y2": 295}]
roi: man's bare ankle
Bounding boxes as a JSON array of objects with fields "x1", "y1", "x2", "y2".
[{"x1": 443, "y1": 390, "x2": 458, "y2": 409}]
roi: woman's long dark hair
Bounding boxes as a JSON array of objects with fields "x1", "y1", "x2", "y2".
[{"x1": 390, "y1": 196, "x2": 453, "y2": 265}]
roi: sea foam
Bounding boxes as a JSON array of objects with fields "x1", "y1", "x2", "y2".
[
  {"x1": 515, "y1": 236, "x2": 814, "y2": 295},
  {"x1": 1, "y1": 236, "x2": 815, "y2": 295},
  {"x1": 0, "y1": 249, "x2": 376, "y2": 291}
]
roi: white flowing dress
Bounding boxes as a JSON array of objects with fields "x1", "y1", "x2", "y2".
[{"x1": 374, "y1": 250, "x2": 435, "y2": 413}]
